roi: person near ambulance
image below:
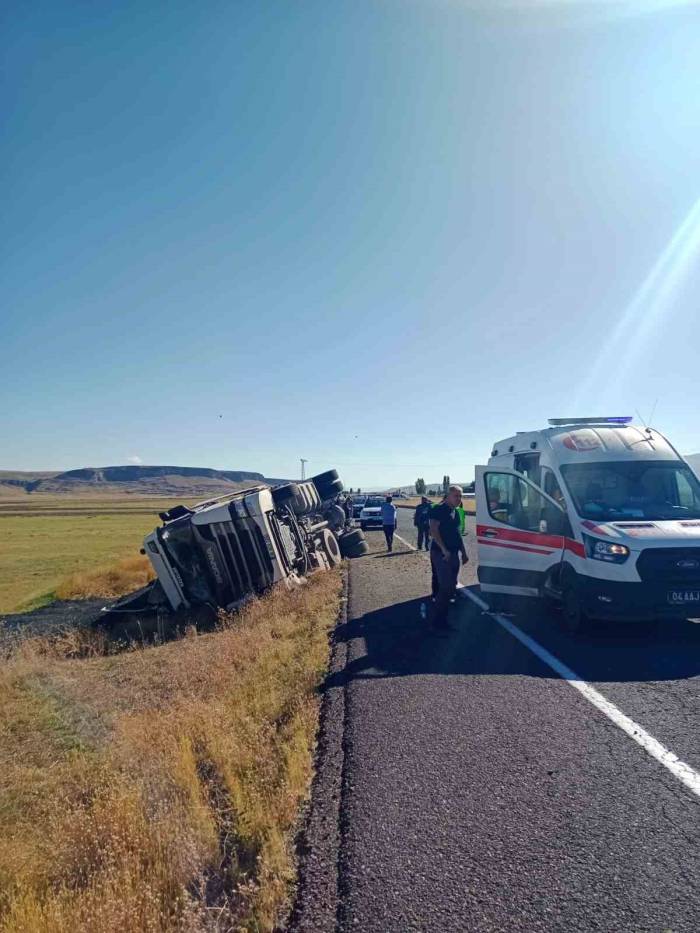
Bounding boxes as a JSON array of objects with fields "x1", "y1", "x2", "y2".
[
  {"x1": 413, "y1": 496, "x2": 432, "y2": 551},
  {"x1": 381, "y1": 495, "x2": 398, "y2": 552},
  {"x1": 455, "y1": 496, "x2": 467, "y2": 536},
  {"x1": 429, "y1": 485, "x2": 469, "y2": 633}
]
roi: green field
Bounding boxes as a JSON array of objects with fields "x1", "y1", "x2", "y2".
[{"x1": 0, "y1": 495, "x2": 197, "y2": 614}]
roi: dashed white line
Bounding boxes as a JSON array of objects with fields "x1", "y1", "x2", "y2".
[{"x1": 458, "y1": 586, "x2": 700, "y2": 800}]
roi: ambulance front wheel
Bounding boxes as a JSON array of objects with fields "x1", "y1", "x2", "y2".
[{"x1": 562, "y1": 586, "x2": 588, "y2": 635}]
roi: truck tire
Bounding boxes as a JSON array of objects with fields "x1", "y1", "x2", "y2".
[
  {"x1": 320, "y1": 528, "x2": 342, "y2": 567},
  {"x1": 272, "y1": 482, "x2": 320, "y2": 516},
  {"x1": 345, "y1": 540, "x2": 369, "y2": 558},
  {"x1": 272, "y1": 483, "x2": 300, "y2": 506},
  {"x1": 322, "y1": 480, "x2": 344, "y2": 499},
  {"x1": 562, "y1": 585, "x2": 588, "y2": 635},
  {"x1": 311, "y1": 470, "x2": 344, "y2": 500},
  {"x1": 310, "y1": 469, "x2": 339, "y2": 486},
  {"x1": 339, "y1": 528, "x2": 365, "y2": 557}
]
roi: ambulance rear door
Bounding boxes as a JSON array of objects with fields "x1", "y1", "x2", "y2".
[{"x1": 475, "y1": 465, "x2": 569, "y2": 597}]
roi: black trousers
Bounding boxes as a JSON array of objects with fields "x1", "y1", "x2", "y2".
[
  {"x1": 430, "y1": 548, "x2": 460, "y2": 627},
  {"x1": 417, "y1": 526, "x2": 430, "y2": 551},
  {"x1": 383, "y1": 524, "x2": 395, "y2": 549}
]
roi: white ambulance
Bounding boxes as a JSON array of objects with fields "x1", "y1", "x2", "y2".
[{"x1": 475, "y1": 417, "x2": 700, "y2": 630}]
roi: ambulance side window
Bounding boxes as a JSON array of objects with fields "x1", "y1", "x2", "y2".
[
  {"x1": 676, "y1": 470, "x2": 700, "y2": 510},
  {"x1": 485, "y1": 472, "x2": 554, "y2": 533},
  {"x1": 514, "y1": 453, "x2": 540, "y2": 486},
  {"x1": 542, "y1": 468, "x2": 565, "y2": 508}
]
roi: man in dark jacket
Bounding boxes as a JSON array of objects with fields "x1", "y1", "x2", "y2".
[
  {"x1": 343, "y1": 494, "x2": 353, "y2": 524},
  {"x1": 413, "y1": 496, "x2": 432, "y2": 551},
  {"x1": 429, "y1": 485, "x2": 468, "y2": 633}
]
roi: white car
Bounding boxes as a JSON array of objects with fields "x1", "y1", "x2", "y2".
[{"x1": 360, "y1": 496, "x2": 385, "y2": 529}]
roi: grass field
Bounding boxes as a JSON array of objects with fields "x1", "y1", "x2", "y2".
[
  {"x1": 0, "y1": 568, "x2": 342, "y2": 931},
  {"x1": 0, "y1": 496, "x2": 199, "y2": 614}
]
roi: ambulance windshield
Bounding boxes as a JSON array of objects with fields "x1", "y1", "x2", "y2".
[{"x1": 560, "y1": 461, "x2": 700, "y2": 522}]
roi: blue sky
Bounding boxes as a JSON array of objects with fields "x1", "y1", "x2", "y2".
[{"x1": 3, "y1": 0, "x2": 700, "y2": 487}]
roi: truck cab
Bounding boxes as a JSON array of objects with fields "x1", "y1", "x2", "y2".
[{"x1": 475, "y1": 417, "x2": 700, "y2": 630}]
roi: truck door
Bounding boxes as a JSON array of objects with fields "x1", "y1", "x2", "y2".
[{"x1": 475, "y1": 465, "x2": 567, "y2": 597}]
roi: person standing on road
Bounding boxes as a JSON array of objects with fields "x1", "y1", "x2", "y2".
[
  {"x1": 381, "y1": 495, "x2": 398, "y2": 552},
  {"x1": 429, "y1": 485, "x2": 468, "y2": 633},
  {"x1": 343, "y1": 494, "x2": 353, "y2": 525},
  {"x1": 455, "y1": 496, "x2": 466, "y2": 536},
  {"x1": 414, "y1": 496, "x2": 432, "y2": 551}
]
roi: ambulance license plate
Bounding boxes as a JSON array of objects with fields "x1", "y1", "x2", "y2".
[{"x1": 667, "y1": 589, "x2": 700, "y2": 605}]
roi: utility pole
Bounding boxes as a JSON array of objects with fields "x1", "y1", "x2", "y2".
[{"x1": 300, "y1": 458, "x2": 308, "y2": 480}]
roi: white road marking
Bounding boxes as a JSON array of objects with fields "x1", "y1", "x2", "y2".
[
  {"x1": 459, "y1": 586, "x2": 700, "y2": 800},
  {"x1": 393, "y1": 533, "x2": 417, "y2": 552}
]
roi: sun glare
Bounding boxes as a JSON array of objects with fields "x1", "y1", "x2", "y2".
[{"x1": 574, "y1": 193, "x2": 700, "y2": 407}]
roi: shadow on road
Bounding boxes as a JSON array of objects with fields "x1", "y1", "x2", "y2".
[{"x1": 326, "y1": 585, "x2": 700, "y2": 688}]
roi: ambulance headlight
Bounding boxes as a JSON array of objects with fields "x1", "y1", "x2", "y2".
[{"x1": 583, "y1": 535, "x2": 630, "y2": 564}]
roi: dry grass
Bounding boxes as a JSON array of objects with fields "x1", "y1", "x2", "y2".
[
  {"x1": 55, "y1": 554, "x2": 156, "y2": 601},
  {"x1": 0, "y1": 496, "x2": 198, "y2": 613},
  {"x1": 0, "y1": 569, "x2": 342, "y2": 932}
]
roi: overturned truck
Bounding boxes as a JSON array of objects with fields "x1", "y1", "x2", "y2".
[{"x1": 103, "y1": 469, "x2": 367, "y2": 629}]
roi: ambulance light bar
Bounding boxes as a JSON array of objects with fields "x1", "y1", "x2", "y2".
[{"x1": 548, "y1": 416, "x2": 633, "y2": 426}]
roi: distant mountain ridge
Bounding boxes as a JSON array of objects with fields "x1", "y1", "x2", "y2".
[{"x1": 0, "y1": 465, "x2": 289, "y2": 497}]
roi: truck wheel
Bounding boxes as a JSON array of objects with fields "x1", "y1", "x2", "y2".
[
  {"x1": 272, "y1": 482, "x2": 319, "y2": 515},
  {"x1": 562, "y1": 586, "x2": 588, "y2": 635},
  {"x1": 320, "y1": 528, "x2": 342, "y2": 567},
  {"x1": 339, "y1": 528, "x2": 365, "y2": 557},
  {"x1": 311, "y1": 470, "x2": 344, "y2": 500},
  {"x1": 345, "y1": 540, "x2": 369, "y2": 558},
  {"x1": 272, "y1": 483, "x2": 300, "y2": 505},
  {"x1": 310, "y1": 469, "x2": 339, "y2": 485}
]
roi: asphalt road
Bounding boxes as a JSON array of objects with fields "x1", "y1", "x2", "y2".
[{"x1": 293, "y1": 509, "x2": 700, "y2": 932}]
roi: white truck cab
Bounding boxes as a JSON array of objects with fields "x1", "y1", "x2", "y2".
[{"x1": 475, "y1": 417, "x2": 700, "y2": 629}]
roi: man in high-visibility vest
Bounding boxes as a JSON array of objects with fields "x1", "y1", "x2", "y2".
[{"x1": 455, "y1": 496, "x2": 466, "y2": 536}]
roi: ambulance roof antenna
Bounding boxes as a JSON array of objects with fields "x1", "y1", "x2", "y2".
[
  {"x1": 635, "y1": 400, "x2": 658, "y2": 436},
  {"x1": 647, "y1": 398, "x2": 658, "y2": 430}
]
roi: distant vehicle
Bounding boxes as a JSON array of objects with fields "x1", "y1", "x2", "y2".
[
  {"x1": 360, "y1": 496, "x2": 385, "y2": 529},
  {"x1": 476, "y1": 417, "x2": 700, "y2": 632},
  {"x1": 352, "y1": 495, "x2": 367, "y2": 518}
]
